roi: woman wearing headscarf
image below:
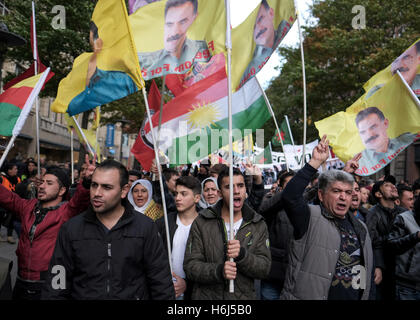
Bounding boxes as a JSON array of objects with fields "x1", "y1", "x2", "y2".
[
  {"x1": 127, "y1": 179, "x2": 163, "y2": 221},
  {"x1": 197, "y1": 177, "x2": 220, "y2": 212}
]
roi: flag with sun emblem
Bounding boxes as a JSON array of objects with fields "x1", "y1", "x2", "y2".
[{"x1": 131, "y1": 64, "x2": 271, "y2": 169}]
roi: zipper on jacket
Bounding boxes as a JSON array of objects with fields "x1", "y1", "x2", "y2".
[{"x1": 107, "y1": 242, "x2": 111, "y2": 295}]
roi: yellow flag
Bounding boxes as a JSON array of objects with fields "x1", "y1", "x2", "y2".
[
  {"x1": 64, "y1": 114, "x2": 101, "y2": 161},
  {"x1": 363, "y1": 38, "x2": 420, "y2": 99},
  {"x1": 315, "y1": 74, "x2": 420, "y2": 176},
  {"x1": 52, "y1": 0, "x2": 144, "y2": 116},
  {"x1": 232, "y1": 0, "x2": 296, "y2": 90},
  {"x1": 130, "y1": 0, "x2": 226, "y2": 80}
]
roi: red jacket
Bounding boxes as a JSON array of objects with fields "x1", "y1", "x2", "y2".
[{"x1": 0, "y1": 182, "x2": 90, "y2": 281}]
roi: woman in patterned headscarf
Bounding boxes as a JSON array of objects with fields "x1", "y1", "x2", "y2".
[{"x1": 127, "y1": 179, "x2": 163, "y2": 221}]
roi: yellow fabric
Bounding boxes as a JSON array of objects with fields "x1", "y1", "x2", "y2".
[
  {"x1": 11, "y1": 73, "x2": 42, "y2": 89},
  {"x1": 231, "y1": 0, "x2": 296, "y2": 90},
  {"x1": 363, "y1": 38, "x2": 420, "y2": 95},
  {"x1": 51, "y1": 0, "x2": 144, "y2": 113},
  {"x1": 64, "y1": 114, "x2": 101, "y2": 161},
  {"x1": 144, "y1": 199, "x2": 163, "y2": 221},
  {"x1": 91, "y1": 107, "x2": 101, "y2": 130},
  {"x1": 130, "y1": 0, "x2": 226, "y2": 54},
  {"x1": 129, "y1": 0, "x2": 295, "y2": 90},
  {"x1": 315, "y1": 74, "x2": 420, "y2": 162}
]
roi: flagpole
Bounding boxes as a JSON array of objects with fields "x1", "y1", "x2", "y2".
[
  {"x1": 225, "y1": 0, "x2": 235, "y2": 293},
  {"x1": 140, "y1": 86, "x2": 173, "y2": 274},
  {"x1": 396, "y1": 70, "x2": 420, "y2": 109},
  {"x1": 32, "y1": 1, "x2": 41, "y2": 176},
  {"x1": 71, "y1": 116, "x2": 95, "y2": 157},
  {"x1": 157, "y1": 75, "x2": 166, "y2": 148},
  {"x1": 255, "y1": 78, "x2": 290, "y2": 171},
  {"x1": 294, "y1": 0, "x2": 307, "y2": 168},
  {"x1": 70, "y1": 129, "x2": 74, "y2": 184}
]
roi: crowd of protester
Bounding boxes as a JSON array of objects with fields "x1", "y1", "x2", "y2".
[{"x1": 0, "y1": 140, "x2": 420, "y2": 300}]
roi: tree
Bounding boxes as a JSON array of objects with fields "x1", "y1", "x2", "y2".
[
  {"x1": 264, "y1": 0, "x2": 420, "y2": 150},
  {"x1": 3, "y1": 0, "x2": 96, "y2": 97}
]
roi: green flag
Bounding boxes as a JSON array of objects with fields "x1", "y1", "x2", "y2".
[
  {"x1": 255, "y1": 145, "x2": 272, "y2": 164},
  {"x1": 271, "y1": 118, "x2": 292, "y2": 146}
]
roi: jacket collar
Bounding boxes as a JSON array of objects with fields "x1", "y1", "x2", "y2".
[
  {"x1": 320, "y1": 204, "x2": 367, "y2": 243},
  {"x1": 201, "y1": 199, "x2": 263, "y2": 223},
  {"x1": 84, "y1": 202, "x2": 135, "y2": 230}
]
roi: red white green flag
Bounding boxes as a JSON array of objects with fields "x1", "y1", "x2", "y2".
[
  {"x1": 0, "y1": 69, "x2": 53, "y2": 137},
  {"x1": 131, "y1": 66, "x2": 271, "y2": 170}
]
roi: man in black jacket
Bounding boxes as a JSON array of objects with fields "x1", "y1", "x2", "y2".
[
  {"x1": 41, "y1": 160, "x2": 174, "y2": 300},
  {"x1": 387, "y1": 197, "x2": 420, "y2": 300},
  {"x1": 366, "y1": 177, "x2": 406, "y2": 300}
]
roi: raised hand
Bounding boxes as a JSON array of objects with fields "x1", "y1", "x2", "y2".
[
  {"x1": 308, "y1": 135, "x2": 330, "y2": 169},
  {"x1": 84, "y1": 153, "x2": 97, "y2": 180},
  {"x1": 343, "y1": 152, "x2": 362, "y2": 174}
]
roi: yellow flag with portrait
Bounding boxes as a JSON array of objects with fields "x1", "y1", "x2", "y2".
[
  {"x1": 52, "y1": 0, "x2": 144, "y2": 116},
  {"x1": 315, "y1": 74, "x2": 420, "y2": 176}
]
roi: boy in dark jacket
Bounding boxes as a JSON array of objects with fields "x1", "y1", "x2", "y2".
[
  {"x1": 183, "y1": 167, "x2": 271, "y2": 299},
  {"x1": 42, "y1": 160, "x2": 174, "y2": 300}
]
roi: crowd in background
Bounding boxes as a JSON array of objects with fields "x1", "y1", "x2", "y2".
[{"x1": 0, "y1": 148, "x2": 419, "y2": 301}]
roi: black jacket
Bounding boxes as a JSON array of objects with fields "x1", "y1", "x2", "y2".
[
  {"x1": 387, "y1": 210, "x2": 420, "y2": 288},
  {"x1": 366, "y1": 203, "x2": 406, "y2": 270},
  {"x1": 41, "y1": 205, "x2": 175, "y2": 300},
  {"x1": 258, "y1": 191, "x2": 293, "y2": 288}
]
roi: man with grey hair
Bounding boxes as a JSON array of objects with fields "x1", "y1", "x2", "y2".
[{"x1": 280, "y1": 135, "x2": 375, "y2": 300}]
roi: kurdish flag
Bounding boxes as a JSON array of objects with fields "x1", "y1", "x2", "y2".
[
  {"x1": 0, "y1": 69, "x2": 52, "y2": 137},
  {"x1": 131, "y1": 66, "x2": 272, "y2": 170}
]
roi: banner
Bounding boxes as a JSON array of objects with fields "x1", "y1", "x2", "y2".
[
  {"x1": 315, "y1": 75, "x2": 420, "y2": 176},
  {"x1": 129, "y1": 0, "x2": 226, "y2": 80},
  {"x1": 52, "y1": 0, "x2": 144, "y2": 116}
]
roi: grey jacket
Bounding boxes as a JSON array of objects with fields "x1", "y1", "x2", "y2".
[
  {"x1": 183, "y1": 200, "x2": 271, "y2": 300},
  {"x1": 280, "y1": 205, "x2": 374, "y2": 300}
]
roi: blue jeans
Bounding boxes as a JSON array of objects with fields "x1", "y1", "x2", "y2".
[
  {"x1": 396, "y1": 284, "x2": 420, "y2": 300},
  {"x1": 260, "y1": 280, "x2": 282, "y2": 300}
]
